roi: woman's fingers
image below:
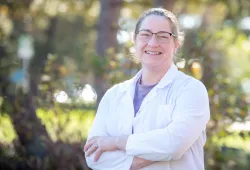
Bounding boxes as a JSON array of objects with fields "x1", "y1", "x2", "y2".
[
  {"x1": 83, "y1": 142, "x2": 90, "y2": 152},
  {"x1": 86, "y1": 143, "x2": 99, "y2": 157},
  {"x1": 94, "y1": 148, "x2": 102, "y2": 162},
  {"x1": 84, "y1": 140, "x2": 95, "y2": 152},
  {"x1": 84, "y1": 136, "x2": 100, "y2": 151},
  {"x1": 84, "y1": 136, "x2": 111, "y2": 161}
]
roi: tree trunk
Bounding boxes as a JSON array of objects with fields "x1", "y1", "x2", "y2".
[
  {"x1": 154, "y1": 0, "x2": 174, "y2": 11},
  {"x1": 30, "y1": 17, "x2": 57, "y2": 97},
  {"x1": 94, "y1": 0, "x2": 123, "y2": 104},
  {"x1": 9, "y1": 93, "x2": 53, "y2": 158}
]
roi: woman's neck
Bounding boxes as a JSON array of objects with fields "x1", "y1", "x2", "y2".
[{"x1": 141, "y1": 64, "x2": 172, "y2": 85}]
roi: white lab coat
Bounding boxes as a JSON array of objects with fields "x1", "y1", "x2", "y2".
[{"x1": 86, "y1": 63, "x2": 210, "y2": 170}]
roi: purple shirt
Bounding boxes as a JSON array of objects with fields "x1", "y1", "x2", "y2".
[{"x1": 133, "y1": 78, "x2": 157, "y2": 117}]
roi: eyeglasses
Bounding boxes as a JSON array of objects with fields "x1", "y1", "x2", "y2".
[{"x1": 135, "y1": 30, "x2": 176, "y2": 43}]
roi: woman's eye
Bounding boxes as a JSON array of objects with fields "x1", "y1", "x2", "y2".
[
  {"x1": 159, "y1": 35, "x2": 169, "y2": 39},
  {"x1": 141, "y1": 33, "x2": 151, "y2": 37}
]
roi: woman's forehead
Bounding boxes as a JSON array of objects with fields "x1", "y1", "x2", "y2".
[{"x1": 139, "y1": 15, "x2": 172, "y2": 32}]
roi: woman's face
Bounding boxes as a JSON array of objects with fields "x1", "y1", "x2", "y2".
[{"x1": 134, "y1": 15, "x2": 179, "y2": 70}]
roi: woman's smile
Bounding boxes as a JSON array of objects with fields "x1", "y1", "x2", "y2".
[{"x1": 145, "y1": 50, "x2": 162, "y2": 55}]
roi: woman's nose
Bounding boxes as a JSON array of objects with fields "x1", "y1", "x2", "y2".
[{"x1": 147, "y1": 35, "x2": 160, "y2": 47}]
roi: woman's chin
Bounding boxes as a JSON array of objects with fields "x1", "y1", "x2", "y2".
[{"x1": 142, "y1": 61, "x2": 163, "y2": 70}]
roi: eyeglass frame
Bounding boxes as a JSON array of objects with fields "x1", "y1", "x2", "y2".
[{"x1": 135, "y1": 29, "x2": 177, "y2": 43}]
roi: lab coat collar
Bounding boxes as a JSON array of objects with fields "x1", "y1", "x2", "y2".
[
  {"x1": 156, "y1": 63, "x2": 179, "y2": 88},
  {"x1": 120, "y1": 62, "x2": 179, "y2": 92}
]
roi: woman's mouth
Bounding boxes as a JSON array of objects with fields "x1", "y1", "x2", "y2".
[{"x1": 145, "y1": 51, "x2": 162, "y2": 55}]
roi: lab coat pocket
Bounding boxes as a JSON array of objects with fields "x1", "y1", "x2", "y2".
[{"x1": 156, "y1": 104, "x2": 174, "y2": 128}]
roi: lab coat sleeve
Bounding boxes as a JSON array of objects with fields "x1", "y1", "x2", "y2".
[
  {"x1": 85, "y1": 88, "x2": 134, "y2": 170},
  {"x1": 126, "y1": 80, "x2": 210, "y2": 161}
]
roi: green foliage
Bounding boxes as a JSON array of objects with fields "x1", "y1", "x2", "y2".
[
  {"x1": 37, "y1": 108, "x2": 95, "y2": 142},
  {"x1": 0, "y1": 114, "x2": 17, "y2": 143},
  {"x1": 0, "y1": 108, "x2": 95, "y2": 144}
]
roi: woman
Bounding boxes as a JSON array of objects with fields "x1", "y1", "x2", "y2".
[{"x1": 84, "y1": 8, "x2": 210, "y2": 170}]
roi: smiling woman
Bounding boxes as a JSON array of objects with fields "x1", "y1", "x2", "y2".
[
  {"x1": 133, "y1": 14, "x2": 178, "y2": 75},
  {"x1": 84, "y1": 8, "x2": 210, "y2": 170}
]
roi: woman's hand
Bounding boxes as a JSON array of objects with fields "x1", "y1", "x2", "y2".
[
  {"x1": 84, "y1": 135, "x2": 129, "y2": 162},
  {"x1": 84, "y1": 136, "x2": 117, "y2": 161}
]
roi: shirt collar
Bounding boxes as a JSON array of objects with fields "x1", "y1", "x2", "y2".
[{"x1": 120, "y1": 62, "x2": 179, "y2": 92}]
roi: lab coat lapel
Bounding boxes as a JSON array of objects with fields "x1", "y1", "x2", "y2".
[
  {"x1": 117, "y1": 91, "x2": 134, "y2": 135},
  {"x1": 117, "y1": 73, "x2": 140, "y2": 135}
]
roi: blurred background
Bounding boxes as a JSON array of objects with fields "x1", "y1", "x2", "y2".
[{"x1": 0, "y1": 0, "x2": 250, "y2": 169}]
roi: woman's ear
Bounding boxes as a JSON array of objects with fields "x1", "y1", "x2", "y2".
[{"x1": 174, "y1": 39, "x2": 180, "y2": 52}]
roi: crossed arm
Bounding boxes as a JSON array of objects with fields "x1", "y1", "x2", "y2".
[
  {"x1": 84, "y1": 81, "x2": 210, "y2": 170},
  {"x1": 83, "y1": 88, "x2": 153, "y2": 170},
  {"x1": 84, "y1": 136, "x2": 154, "y2": 170}
]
